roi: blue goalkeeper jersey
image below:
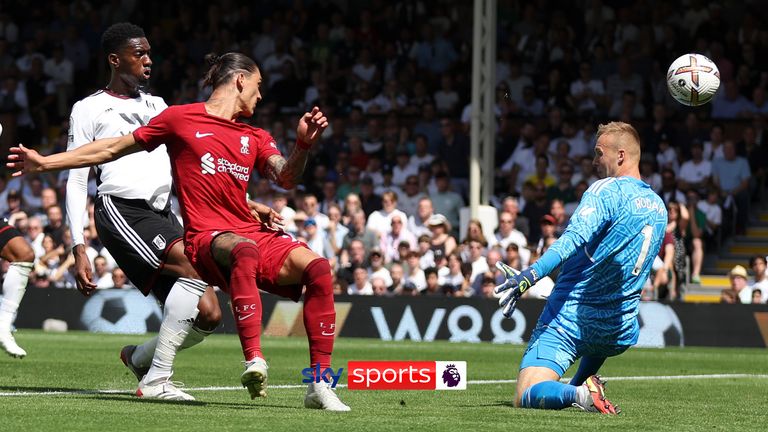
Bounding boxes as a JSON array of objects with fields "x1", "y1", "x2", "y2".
[{"x1": 531, "y1": 176, "x2": 667, "y2": 347}]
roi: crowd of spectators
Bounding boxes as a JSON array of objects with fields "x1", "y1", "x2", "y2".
[{"x1": 0, "y1": 0, "x2": 767, "y2": 302}]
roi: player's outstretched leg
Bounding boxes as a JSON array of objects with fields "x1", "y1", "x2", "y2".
[
  {"x1": 135, "y1": 277, "x2": 207, "y2": 401},
  {"x1": 0, "y1": 261, "x2": 34, "y2": 358},
  {"x1": 300, "y1": 257, "x2": 350, "y2": 412},
  {"x1": 572, "y1": 375, "x2": 620, "y2": 414}
]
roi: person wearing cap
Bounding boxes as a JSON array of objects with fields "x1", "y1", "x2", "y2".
[
  {"x1": 426, "y1": 213, "x2": 457, "y2": 258},
  {"x1": 303, "y1": 218, "x2": 332, "y2": 261},
  {"x1": 366, "y1": 190, "x2": 407, "y2": 238},
  {"x1": 368, "y1": 248, "x2": 393, "y2": 287},
  {"x1": 728, "y1": 265, "x2": 752, "y2": 304},
  {"x1": 678, "y1": 140, "x2": 712, "y2": 195}
]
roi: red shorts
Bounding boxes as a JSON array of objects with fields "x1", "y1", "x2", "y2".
[{"x1": 185, "y1": 228, "x2": 307, "y2": 302}]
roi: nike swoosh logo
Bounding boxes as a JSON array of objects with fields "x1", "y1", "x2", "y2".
[
  {"x1": 321, "y1": 331, "x2": 335, "y2": 336},
  {"x1": 196, "y1": 132, "x2": 214, "y2": 138},
  {"x1": 238, "y1": 313, "x2": 255, "y2": 321}
]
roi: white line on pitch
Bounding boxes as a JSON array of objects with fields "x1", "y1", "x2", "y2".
[{"x1": 1, "y1": 373, "x2": 766, "y2": 397}]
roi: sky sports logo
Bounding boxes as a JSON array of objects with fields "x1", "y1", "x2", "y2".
[{"x1": 301, "y1": 361, "x2": 467, "y2": 390}]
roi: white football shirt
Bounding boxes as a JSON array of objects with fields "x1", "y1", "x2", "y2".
[{"x1": 67, "y1": 89, "x2": 171, "y2": 246}]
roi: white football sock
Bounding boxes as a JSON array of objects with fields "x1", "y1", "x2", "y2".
[
  {"x1": 143, "y1": 278, "x2": 206, "y2": 384},
  {"x1": 180, "y1": 325, "x2": 214, "y2": 350},
  {"x1": 0, "y1": 262, "x2": 33, "y2": 330}
]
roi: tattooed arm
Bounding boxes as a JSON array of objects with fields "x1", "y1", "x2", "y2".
[{"x1": 265, "y1": 106, "x2": 328, "y2": 189}]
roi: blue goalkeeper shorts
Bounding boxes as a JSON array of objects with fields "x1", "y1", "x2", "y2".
[{"x1": 520, "y1": 323, "x2": 629, "y2": 376}]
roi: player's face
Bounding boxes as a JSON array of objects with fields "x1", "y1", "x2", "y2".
[
  {"x1": 238, "y1": 69, "x2": 263, "y2": 117},
  {"x1": 593, "y1": 134, "x2": 619, "y2": 178},
  {"x1": 115, "y1": 38, "x2": 152, "y2": 89}
]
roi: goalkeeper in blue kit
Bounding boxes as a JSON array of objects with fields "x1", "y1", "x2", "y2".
[{"x1": 495, "y1": 122, "x2": 667, "y2": 414}]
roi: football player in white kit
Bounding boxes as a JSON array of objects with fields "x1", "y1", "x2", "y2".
[{"x1": 65, "y1": 23, "x2": 222, "y2": 401}]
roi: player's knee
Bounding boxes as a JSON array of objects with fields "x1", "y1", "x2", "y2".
[
  {"x1": 302, "y1": 258, "x2": 333, "y2": 296},
  {"x1": 230, "y1": 242, "x2": 260, "y2": 267},
  {"x1": 195, "y1": 291, "x2": 222, "y2": 330}
]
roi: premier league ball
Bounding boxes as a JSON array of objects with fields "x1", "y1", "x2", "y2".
[{"x1": 666, "y1": 53, "x2": 721, "y2": 106}]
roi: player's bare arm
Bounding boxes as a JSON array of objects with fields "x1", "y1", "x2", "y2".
[
  {"x1": 264, "y1": 106, "x2": 328, "y2": 189},
  {"x1": 7, "y1": 135, "x2": 143, "y2": 176}
]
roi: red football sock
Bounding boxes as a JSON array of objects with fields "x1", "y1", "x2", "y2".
[
  {"x1": 229, "y1": 242, "x2": 263, "y2": 361},
  {"x1": 301, "y1": 258, "x2": 336, "y2": 370}
]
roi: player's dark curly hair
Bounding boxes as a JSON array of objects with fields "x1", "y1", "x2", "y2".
[
  {"x1": 101, "y1": 22, "x2": 146, "y2": 54},
  {"x1": 203, "y1": 52, "x2": 259, "y2": 88}
]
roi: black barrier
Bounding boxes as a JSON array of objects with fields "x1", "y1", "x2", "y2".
[{"x1": 11, "y1": 289, "x2": 768, "y2": 348}]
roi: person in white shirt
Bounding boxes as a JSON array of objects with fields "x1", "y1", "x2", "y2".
[
  {"x1": 678, "y1": 141, "x2": 711, "y2": 193},
  {"x1": 407, "y1": 196, "x2": 434, "y2": 238},
  {"x1": 467, "y1": 239, "x2": 489, "y2": 284},
  {"x1": 729, "y1": 265, "x2": 752, "y2": 304},
  {"x1": 380, "y1": 214, "x2": 417, "y2": 263},
  {"x1": 569, "y1": 61, "x2": 605, "y2": 115},
  {"x1": 366, "y1": 191, "x2": 407, "y2": 237},
  {"x1": 347, "y1": 266, "x2": 373, "y2": 295},
  {"x1": 409, "y1": 134, "x2": 435, "y2": 172},
  {"x1": 697, "y1": 188, "x2": 722, "y2": 243},
  {"x1": 301, "y1": 194, "x2": 329, "y2": 230},
  {"x1": 62, "y1": 23, "x2": 225, "y2": 400},
  {"x1": 399, "y1": 175, "x2": 427, "y2": 219},
  {"x1": 93, "y1": 255, "x2": 114, "y2": 289},
  {"x1": 368, "y1": 249, "x2": 393, "y2": 287}
]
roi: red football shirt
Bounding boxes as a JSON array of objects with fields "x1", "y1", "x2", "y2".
[{"x1": 133, "y1": 103, "x2": 281, "y2": 237}]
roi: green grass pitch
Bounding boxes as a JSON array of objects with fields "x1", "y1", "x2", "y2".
[{"x1": 2, "y1": 331, "x2": 767, "y2": 431}]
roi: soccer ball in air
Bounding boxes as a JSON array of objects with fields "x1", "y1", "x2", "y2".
[{"x1": 666, "y1": 53, "x2": 720, "y2": 106}]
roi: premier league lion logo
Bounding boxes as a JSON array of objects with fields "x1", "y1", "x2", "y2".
[{"x1": 441, "y1": 364, "x2": 461, "y2": 388}]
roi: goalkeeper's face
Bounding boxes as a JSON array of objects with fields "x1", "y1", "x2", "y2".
[{"x1": 592, "y1": 135, "x2": 619, "y2": 178}]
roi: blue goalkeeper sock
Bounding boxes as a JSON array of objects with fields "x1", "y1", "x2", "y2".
[
  {"x1": 568, "y1": 356, "x2": 606, "y2": 386},
  {"x1": 520, "y1": 381, "x2": 578, "y2": 409}
]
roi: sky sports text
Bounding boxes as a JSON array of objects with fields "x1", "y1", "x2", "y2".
[
  {"x1": 301, "y1": 361, "x2": 467, "y2": 390},
  {"x1": 348, "y1": 361, "x2": 466, "y2": 390}
]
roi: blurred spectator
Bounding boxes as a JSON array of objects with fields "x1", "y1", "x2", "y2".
[
  {"x1": 371, "y1": 277, "x2": 389, "y2": 297},
  {"x1": 430, "y1": 172, "x2": 464, "y2": 232},
  {"x1": 728, "y1": 265, "x2": 751, "y2": 304},
  {"x1": 366, "y1": 191, "x2": 407, "y2": 237},
  {"x1": 570, "y1": 61, "x2": 605, "y2": 115},
  {"x1": 659, "y1": 169, "x2": 686, "y2": 205},
  {"x1": 348, "y1": 266, "x2": 373, "y2": 295},
  {"x1": 749, "y1": 256, "x2": 768, "y2": 303},
  {"x1": 388, "y1": 262, "x2": 406, "y2": 294},
  {"x1": 422, "y1": 267, "x2": 442, "y2": 297},
  {"x1": 404, "y1": 251, "x2": 426, "y2": 292},
  {"x1": 358, "y1": 176, "x2": 382, "y2": 216},
  {"x1": 712, "y1": 140, "x2": 751, "y2": 235},
  {"x1": 344, "y1": 210, "x2": 378, "y2": 252},
  {"x1": 678, "y1": 140, "x2": 711, "y2": 194},
  {"x1": 368, "y1": 248, "x2": 392, "y2": 287},
  {"x1": 466, "y1": 239, "x2": 489, "y2": 284},
  {"x1": 711, "y1": 80, "x2": 752, "y2": 119},
  {"x1": 111, "y1": 267, "x2": 132, "y2": 289},
  {"x1": 380, "y1": 214, "x2": 416, "y2": 263},
  {"x1": 93, "y1": 255, "x2": 113, "y2": 289},
  {"x1": 703, "y1": 124, "x2": 725, "y2": 161},
  {"x1": 426, "y1": 213, "x2": 457, "y2": 257}
]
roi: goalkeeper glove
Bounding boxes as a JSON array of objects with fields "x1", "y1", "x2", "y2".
[{"x1": 494, "y1": 261, "x2": 539, "y2": 318}]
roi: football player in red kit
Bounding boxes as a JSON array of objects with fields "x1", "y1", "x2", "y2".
[{"x1": 8, "y1": 52, "x2": 349, "y2": 411}]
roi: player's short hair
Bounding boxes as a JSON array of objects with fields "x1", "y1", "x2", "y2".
[
  {"x1": 101, "y1": 22, "x2": 145, "y2": 54},
  {"x1": 596, "y1": 121, "x2": 641, "y2": 161},
  {"x1": 203, "y1": 52, "x2": 258, "y2": 88}
]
